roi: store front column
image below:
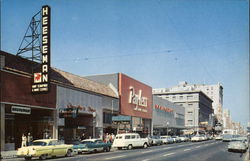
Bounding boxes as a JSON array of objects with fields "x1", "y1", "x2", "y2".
[
  {"x1": 0, "y1": 103, "x2": 5, "y2": 151},
  {"x1": 53, "y1": 110, "x2": 58, "y2": 139}
]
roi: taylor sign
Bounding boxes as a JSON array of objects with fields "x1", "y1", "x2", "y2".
[
  {"x1": 32, "y1": 5, "x2": 51, "y2": 93},
  {"x1": 128, "y1": 86, "x2": 148, "y2": 112}
]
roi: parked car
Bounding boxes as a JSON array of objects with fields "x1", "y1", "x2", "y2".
[
  {"x1": 149, "y1": 136, "x2": 163, "y2": 146},
  {"x1": 17, "y1": 139, "x2": 74, "y2": 160},
  {"x1": 179, "y1": 135, "x2": 188, "y2": 142},
  {"x1": 228, "y1": 137, "x2": 248, "y2": 152},
  {"x1": 215, "y1": 135, "x2": 222, "y2": 140},
  {"x1": 72, "y1": 139, "x2": 112, "y2": 153},
  {"x1": 112, "y1": 133, "x2": 149, "y2": 150},
  {"x1": 160, "y1": 136, "x2": 173, "y2": 144},
  {"x1": 191, "y1": 135, "x2": 202, "y2": 142},
  {"x1": 172, "y1": 136, "x2": 181, "y2": 143}
]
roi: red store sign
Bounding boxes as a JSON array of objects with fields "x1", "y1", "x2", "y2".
[
  {"x1": 119, "y1": 73, "x2": 152, "y2": 119},
  {"x1": 154, "y1": 104, "x2": 173, "y2": 113}
]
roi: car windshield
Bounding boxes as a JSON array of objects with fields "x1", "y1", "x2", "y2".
[
  {"x1": 32, "y1": 141, "x2": 47, "y2": 146},
  {"x1": 81, "y1": 141, "x2": 93, "y2": 144}
]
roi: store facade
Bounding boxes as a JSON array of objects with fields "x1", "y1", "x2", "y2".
[
  {"x1": 55, "y1": 69, "x2": 119, "y2": 143},
  {"x1": 0, "y1": 52, "x2": 57, "y2": 150},
  {"x1": 86, "y1": 73, "x2": 153, "y2": 137},
  {"x1": 152, "y1": 96, "x2": 185, "y2": 136}
]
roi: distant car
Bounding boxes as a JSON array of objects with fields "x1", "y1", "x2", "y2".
[
  {"x1": 149, "y1": 136, "x2": 163, "y2": 146},
  {"x1": 191, "y1": 135, "x2": 202, "y2": 142},
  {"x1": 112, "y1": 133, "x2": 149, "y2": 150},
  {"x1": 215, "y1": 135, "x2": 222, "y2": 140},
  {"x1": 172, "y1": 136, "x2": 181, "y2": 143},
  {"x1": 228, "y1": 138, "x2": 248, "y2": 152},
  {"x1": 17, "y1": 139, "x2": 74, "y2": 160},
  {"x1": 160, "y1": 136, "x2": 173, "y2": 144},
  {"x1": 179, "y1": 135, "x2": 188, "y2": 142},
  {"x1": 73, "y1": 139, "x2": 112, "y2": 153}
]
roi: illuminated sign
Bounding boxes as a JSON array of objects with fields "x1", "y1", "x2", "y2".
[
  {"x1": 128, "y1": 86, "x2": 148, "y2": 112},
  {"x1": 32, "y1": 5, "x2": 51, "y2": 93}
]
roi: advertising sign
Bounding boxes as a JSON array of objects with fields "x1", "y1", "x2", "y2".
[
  {"x1": 11, "y1": 106, "x2": 31, "y2": 115},
  {"x1": 32, "y1": 5, "x2": 51, "y2": 93},
  {"x1": 119, "y1": 73, "x2": 152, "y2": 119}
]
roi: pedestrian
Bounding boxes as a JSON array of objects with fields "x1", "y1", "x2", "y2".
[
  {"x1": 105, "y1": 133, "x2": 110, "y2": 143},
  {"x1": 27, "y1": 133, "x2": 33, "y2": 146},
  {"x1": 111, "y1": 133, "x2": 115, "y2": 142},
  {"x1": 80, "y1": 133, "x2": 86, "y2": 141},
  {"x1": 21, "y1": 134, "x2": 27, "y2": 147}
]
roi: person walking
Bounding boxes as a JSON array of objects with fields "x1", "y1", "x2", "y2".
[
  {"x1": 21, "y1": 134, "x2": 27, "y2": 147},
  {"x1": 80, "y1": 133, "x2": 86, "y2": 141},
  {"x1": 27, "y1": 133, "x2": 33, "y2": 146}
]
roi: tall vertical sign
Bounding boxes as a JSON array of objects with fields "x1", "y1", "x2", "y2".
[{"x1": 32, "y1": 5, "x2": 51, "y2": 93}]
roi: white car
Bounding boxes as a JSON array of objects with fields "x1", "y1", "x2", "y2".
[
  {"x1": 160, "y1": 136, "x2": 173, "y2": 144},
  {"x1": 191, "y1": 135, "x2": 202, "y2": 142},
  {"x1": 215, "y1": 135, "x2": 222, "y2": 140},
  {"x1": 112, "y1": 133, "x2": 149, "y2": 150}
]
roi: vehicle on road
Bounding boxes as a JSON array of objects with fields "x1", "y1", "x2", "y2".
[
  {"x1": 112, "y1": 133, "x2": 149, "y2": 150},
  {"x1": 160, "y1": 136, "x2": 174, "y2": 144},
  {"x1": 215, "y1": 135, "x2": 222, "y2": 140},
  {"x1": 72, "y1": 139, "x2": 112, "y2": 153},
  {"x1": 191, "y1": 135, "x2": 202, "y2": 142},
  {"x1": 228, "y1": 137, "x2": 248, "y2": 152},
  {"x1": 148, "y1": 136, "x2": 163, "y2": 146},
  {"x1": 179, "y1": 135, "x2": 189, "y2": 142},
  {"x1": 172, "y1": 136, "x2": 181, "y2": 143},
  {"x1": 16, "y1": 139, "x2": 74, "y2": 160}
]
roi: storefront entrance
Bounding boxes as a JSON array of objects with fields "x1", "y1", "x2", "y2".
[{"x1": 5, "y1": 105, "x2": 54, "y2": 150}]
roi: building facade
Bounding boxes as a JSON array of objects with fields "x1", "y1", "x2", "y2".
[
  {"x1": 86, "y1": 73, "x2": 153, "y2": 137},
  {"x1": 0, "y1": 51, "x2": 119, "y2": 150},
  {"x1": 152, "y1": 96, "x2": 185, "y2": 135},
  {"x1": 153, "y1": 81, "x2": 223, "y2": 124},
  {"x1": 153, "y1": 90, "x2": 213, "y2": 132}
]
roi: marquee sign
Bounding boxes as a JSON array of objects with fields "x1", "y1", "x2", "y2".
[{"x1": 32, "y1": 5, "x2": 51, "y2": 93}]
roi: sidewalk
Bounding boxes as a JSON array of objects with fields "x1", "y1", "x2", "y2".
[{"x1": 0, "y1": 150, "x2": 17, "y2": 159}]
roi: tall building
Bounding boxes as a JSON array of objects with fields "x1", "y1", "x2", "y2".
[
  {"x1": 153, "y1": 89, "x2": 213, "y2": 132},
  {"x1": 222, "y1": 109, "x2": 232, "y2": 129},
  {"x1": 153, "y1": 81, "x2": 223, "y2": 124}
]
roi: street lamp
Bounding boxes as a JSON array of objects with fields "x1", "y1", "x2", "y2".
[
  {"x1": 93, "y1": 112, "x2": 96, "y2": 138},
  {"x1": 166, "y1": 121, "x2": 169, "y2": 136}
]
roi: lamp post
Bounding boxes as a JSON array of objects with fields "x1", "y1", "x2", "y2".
[
  {"x1": 166, "y1": 121, "x2": 169, "y2": 136},
  {"x1": 92, "y1": 112, "x2": 96, "y2": 138}
]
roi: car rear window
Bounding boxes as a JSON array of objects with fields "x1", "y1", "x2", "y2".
[{"x1": 131, "y1": 135, "x2": 136, "y2": 139}]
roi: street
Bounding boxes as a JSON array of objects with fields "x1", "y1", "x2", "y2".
[{"x1": 5, "y1": 140, "x2": 248, "y2": 161}]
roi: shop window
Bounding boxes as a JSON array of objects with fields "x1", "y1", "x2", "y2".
[{"x1": 103, "y1": 112, "x2": 112, "y2": 124}]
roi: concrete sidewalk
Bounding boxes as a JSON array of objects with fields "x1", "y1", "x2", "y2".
[{"x1": 0, "y1": 150, "x2": 17, "y2": 159}]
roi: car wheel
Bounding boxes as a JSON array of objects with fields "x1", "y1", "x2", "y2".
[
  {"x1": 127, "y1": 144, "x2": 133, "y2": 150},
  {"x1": 24, "y1": 157, "x2": 32, "y2": 160},
  {"x1": 66, "y1": 149, "x2": 72, "y2": 157},
  {"x1": 39, "y1": 154, "x2": 47, "y2": 160},
  {"x1": 106, "y1": 146, "x2": 111, "y2": 152},
  {"x1": 143, "y1": 143, "x2": 148, "y2": 148}
]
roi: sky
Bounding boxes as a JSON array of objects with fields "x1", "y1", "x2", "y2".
[{"x1": 2, "y1": 0, "x2": 249, "y2": 128}]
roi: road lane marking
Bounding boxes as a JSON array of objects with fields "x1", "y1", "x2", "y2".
[
  {"x1": 163, "y1": 152, "x2": 175, "y2": 156},
  {"x1": 105, "y1": 155, "x2": 126, "y2": 160},
  {"x1": 195, "y1": 146, "x2": 201, "y2": 148},
  {"x1": 141, "y1": 150, "x2": 154, "y2": 153},
  {"x1": 183, "y1": 148, "x2": 191, "y2": 151},
  {"x1": 142, "y1": 159, "x2": 150, "y2": 161},
  {"x1": 163, "y1": 147, "x2": 172, "y2": 149}
]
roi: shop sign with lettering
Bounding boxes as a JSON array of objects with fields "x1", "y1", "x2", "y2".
[
  {"x1": 11, "y1": 106, "x2": 31, "y2": 115},
  {"x1": 128, "y1": 86, "x2": 148, "y2": 113},
  {"x1": 32, "y1": 5, "x2": 51, "y2": 93},
  {"x1": 154, "y1": 104, "x2": 174, "y2": 113}
]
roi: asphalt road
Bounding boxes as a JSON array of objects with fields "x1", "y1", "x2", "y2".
[{"x1": 5, "y1": 140, "x2": 249, "y2": 161}]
